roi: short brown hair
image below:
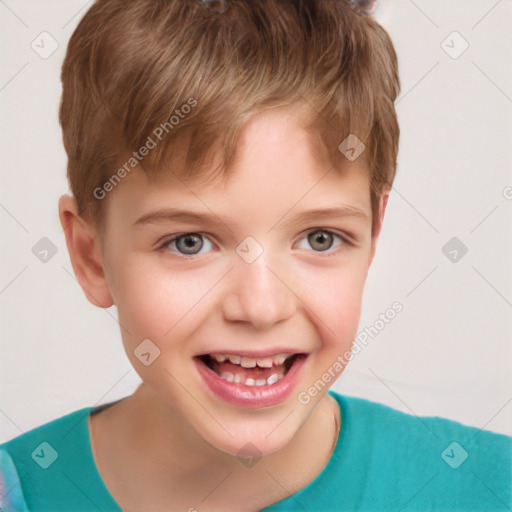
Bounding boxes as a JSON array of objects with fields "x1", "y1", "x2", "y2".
[{"x1": 59, "y1": 0, "x2": 400, "y2": 232}]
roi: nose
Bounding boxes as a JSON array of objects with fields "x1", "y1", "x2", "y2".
[{"x1": 222, "y1": 252, "x2": 296, "y2": 330}]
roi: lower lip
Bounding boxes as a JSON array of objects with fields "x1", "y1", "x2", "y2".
[{"x1": 194, "y1": 355, "x2": 308, "y2": 408}]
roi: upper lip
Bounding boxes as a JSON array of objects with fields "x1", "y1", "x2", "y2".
[{"x1": 196, "y1": 349, "x2": 307, "y2": 358}]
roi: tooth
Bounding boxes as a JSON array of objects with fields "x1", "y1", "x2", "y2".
[
  {"x1": 227, "y1": 354, "x2": 241, "y2": 364},
  {"x1": 256, "y1": 357, "x2": 273, "y2": 368},
  {"x1": 240, "y1": 357, "x2": 257, "y2": 368},
  {"x1": 213, "y1": 354, "x2": 227, "y2": 362},
  {"x1": 220, "y1": 372, "x2": 234, "y2": 382},
  {"x1": 272, "y1": 353, "x2": 288, "y2": 365},
  {"x1": 244, "y1": 378, "x2": 256, "y2": 386},
  {"x1": 255, "y1": 379, "x2": 267, "y2": 386},
  {"x1": 233, "y1": 374, "x2": 242, "y2": 383},
  {"x1": 266, "y1": 374, "x2": 279, "y2": 385}
]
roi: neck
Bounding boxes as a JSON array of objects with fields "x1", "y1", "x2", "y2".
[{"x1": 100, "y1": 383, "x2": 341, "y2": 510}]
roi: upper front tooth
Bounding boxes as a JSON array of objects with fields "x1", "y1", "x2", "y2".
[
  {"x1": 240, "y1": 357, "x2": 257, "y2": 368},
  {"x1": 212, "y1": 353, "x2": 294, "y2": 367},
  {"x1": 256, "y1": 357, "x2": 273, "y2": 368}
]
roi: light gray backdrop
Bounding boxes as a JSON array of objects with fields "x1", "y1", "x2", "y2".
[{"x1": 1, "y1": 0, "x2": 511, "y2": 441}]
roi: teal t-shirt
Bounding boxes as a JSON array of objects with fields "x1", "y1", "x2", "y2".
[{"x1": 1, "y1": 390, "x2": 510, "y2": 511}]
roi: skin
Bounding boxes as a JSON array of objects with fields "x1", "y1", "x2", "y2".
[{"x1": 59, "y1": 106, "x2": 388, "y2": 511}]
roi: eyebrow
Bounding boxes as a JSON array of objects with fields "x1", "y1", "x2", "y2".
[
  {"x1": 133, "y1": 205, "x2": 368, "y2": 229},
  {"x1": 277, "y1": 206, "x2": 368, "y2": 229}
]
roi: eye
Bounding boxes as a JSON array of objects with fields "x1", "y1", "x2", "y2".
[
  {"x1": 160, "y1": 232, "x2": 214, "y2": 257},
  {"x1": 295, "y1": 229, "x2": 347, "y2": 254},
  {"x1": 159, "y1": 229, "x2": 348, "y2": 259}
]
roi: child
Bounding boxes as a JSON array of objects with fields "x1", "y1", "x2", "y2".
[{"x1": 1, "y1": 0, "x2": 510, "y2": 510}]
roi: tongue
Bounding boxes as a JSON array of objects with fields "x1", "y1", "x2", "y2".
[{"x1": 211, "y1": 360, "x2": 286, "y2": 380}]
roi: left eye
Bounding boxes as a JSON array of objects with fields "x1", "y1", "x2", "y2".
[
  {"x1": 295, "y1": 229, "x2": 345, "y2": 253},
  {"x1": 160, "y1": 229, "x2": 346, "y2": 257}
]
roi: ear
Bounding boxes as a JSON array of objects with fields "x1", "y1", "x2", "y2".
[
  {"x1": 58, "y1": 195, "x2": 114, "y2": 308},
  {"x1": 368, "y1": 190, "x2": 389, "y2": 267}
]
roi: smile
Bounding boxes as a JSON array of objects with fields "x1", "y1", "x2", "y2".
[
  {"x1": 199, "y1": 352, "x2": 299, "y2": 386},
  {"x1": 194, "y1": 351, "x2": 309, "y2": 408}
]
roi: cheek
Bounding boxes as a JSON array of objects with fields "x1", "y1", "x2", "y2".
[
  {"x1": 300, "y1": 259, "x2": 368, "y2": 349},
  {"x1": 111, "y1": 253, "x2": 223, "y2": 352},
  {"x1": 111, "y1": 262, "x2": 206, "y2": 386},
  {"x1": 114, "y1": 269, "x2": 193, "y2": 339},
  {"x1": 111, "y1": 245, "x2": 369, "y2": 356}
]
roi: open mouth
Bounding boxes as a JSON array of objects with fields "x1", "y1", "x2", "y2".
[{"x1": 196, "y1": 352, "x2": 307, "y2": 387}]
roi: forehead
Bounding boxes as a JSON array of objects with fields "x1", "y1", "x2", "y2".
[{"x1": 105, "y1": 107, "x2": 371, "y2": 227}]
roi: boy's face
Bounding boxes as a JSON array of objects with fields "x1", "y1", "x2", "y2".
[{"x1": 68, "y1": 107, "x2": 385, "y2": 457}]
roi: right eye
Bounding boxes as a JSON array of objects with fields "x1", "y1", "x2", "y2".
[{"x1": 160, "y1": 232, "x2": 216, "y2": 258}]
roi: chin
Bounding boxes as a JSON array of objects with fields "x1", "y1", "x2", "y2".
[{"x1": 208, "y1": 430, "x2": 294, "y2": 461}]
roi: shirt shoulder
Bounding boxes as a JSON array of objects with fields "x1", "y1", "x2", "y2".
[
  {"x1": 263, "y1": 391, "x2": 511, "y2": 511},
  {"x1": 0, "y1": 406, "x2": 121, "y2": 511},
  {"x1": 339, "y1": 391, "x2": 512, "y2": 511}
]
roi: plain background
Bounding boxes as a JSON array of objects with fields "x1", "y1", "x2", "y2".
[{"x1": 1, "y1": 0, "x2": 511, "y2": 443}]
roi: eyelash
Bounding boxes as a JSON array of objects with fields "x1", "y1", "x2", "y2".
[{"x1": 158, "y1": 229, "x2": 351, "y2": 259}]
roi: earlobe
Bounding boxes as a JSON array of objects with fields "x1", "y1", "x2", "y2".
[
  {"x1": 368, "y1": 190, "x2": 389, "y2": 267},
  {"x1": 58, "y1": 195, "x2": 114, "y2": 308}
]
